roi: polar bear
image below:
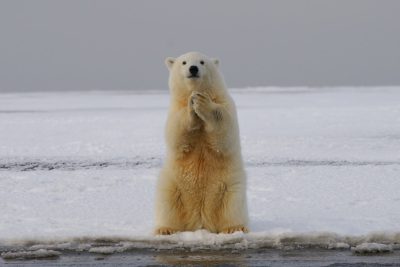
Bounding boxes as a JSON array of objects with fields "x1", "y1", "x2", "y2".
[{"x1": 155, "y1": 52, "x2": 249, "y2": 235}]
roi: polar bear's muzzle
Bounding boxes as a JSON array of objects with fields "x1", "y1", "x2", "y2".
[{"x1": 187, "y1": 65, "x2": 200, "y2": 79}]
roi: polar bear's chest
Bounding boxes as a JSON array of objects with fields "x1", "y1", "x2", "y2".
[{"x1": 178, "y1": 143, "x2": 224, "y2": 172}]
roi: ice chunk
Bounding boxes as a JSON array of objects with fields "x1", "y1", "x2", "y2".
[{"x1": 351, "y1": 243, "x2": 393, "y2": 254}]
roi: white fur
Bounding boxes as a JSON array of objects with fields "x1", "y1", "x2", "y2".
[{"x1": 155, "y1": 52, "x2": 249, "y2": 235}]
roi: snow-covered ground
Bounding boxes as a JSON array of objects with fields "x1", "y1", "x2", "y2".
[{"x1": 0, "y1": 87, "x2": 399, "y2": 253}]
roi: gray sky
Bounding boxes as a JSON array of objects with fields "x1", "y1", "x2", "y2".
[{"x1": 0, "y1": 0, "x2": 399, "y2": 92}]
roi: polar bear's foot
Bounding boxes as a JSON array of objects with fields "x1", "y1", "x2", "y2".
[
  {"x1": 220, "y1": 225, "x2": 249, "y2": 234},
  {"x1": 155, "y1": 227, "x2": 178, "y2": 235}
]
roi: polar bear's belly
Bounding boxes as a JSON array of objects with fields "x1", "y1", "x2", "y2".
[
  {"x1": 173, "y1": 145, "x2": 229, "y2": 229},
  {"x1": 176, "y1": 144, "x2": 228, "y2": 185}
]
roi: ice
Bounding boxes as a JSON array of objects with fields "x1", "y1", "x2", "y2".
[
  {"x1": 351, "y1": 243, "x2": 393, "y2": 254},
  {"x1": 0, "y1": 87, "x2": 400, "y2": 254},
  {"x1": 1, "y1": 249, "x2": 61, "y2": 260},
  {"x1": 328, "y1": 242, "x2": 350, "y2": 250}
]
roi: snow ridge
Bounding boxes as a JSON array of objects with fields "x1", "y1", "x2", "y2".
[
  {"x1": 1, "y1": 230, "x2": 399, "y2": 258},
  {"x1": 0, "y1": 157, "x2": 161, "y2": 171},
  {"x1": 1, "y1": 158, "x2": 399, "y2": 172}
]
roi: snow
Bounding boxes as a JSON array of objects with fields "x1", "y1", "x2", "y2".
[{"x1": 0, "y1": 87, "x2": 399, "y2": 253}]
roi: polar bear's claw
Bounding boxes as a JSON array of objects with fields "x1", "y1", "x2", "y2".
[
  {"x1": 221, "y1": 225, "x2": 249, "y2": 234},
  {"x1": 155, "y1": 227, "x2": 178, "y2": 235}
]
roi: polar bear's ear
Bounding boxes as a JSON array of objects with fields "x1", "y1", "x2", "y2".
[
  {"x1": 165, "y1": 57, "x2": 175, "y2": 70},
  {"x1": 212, "y1": 58, "x2": 220, "y2": 67}
]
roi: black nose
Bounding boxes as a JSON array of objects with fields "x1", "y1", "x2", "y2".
[{"x1": 189, "y1": 65, "x2": 199, "y2": 75}]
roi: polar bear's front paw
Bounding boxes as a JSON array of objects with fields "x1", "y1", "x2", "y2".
[
  {"x1": 155, "y1": 227, "x2": 178, "y2": 235},
  {"x1": 220, "y1": 225, "x2": 249, "y2": 234},
  {"x1": 190, "y1": 91, "x2": 210, "y2": 105},
  {"x1": 190, "y1": 92, "x2": 213, "y2": 119}
]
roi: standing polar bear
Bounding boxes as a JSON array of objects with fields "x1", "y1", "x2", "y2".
[{"x1": 155, "y1": 52, "x2": 248, "y2": 235}]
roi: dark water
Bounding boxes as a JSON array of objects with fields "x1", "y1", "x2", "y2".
[{"x1": 2, "y1": 249, "x2": 400, "y2": 267}]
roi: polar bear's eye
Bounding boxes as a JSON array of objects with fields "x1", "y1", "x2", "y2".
[
  {"x1": 182, "y1": 61, "x2": 186, "y2": 65},
  {"x1": 200, "y1": 61, "x2": 204, "y2": 65}
]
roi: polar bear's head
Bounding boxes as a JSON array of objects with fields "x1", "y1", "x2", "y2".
[{"x1": 165, "y1": 52, "x2": 224, "y2": 95}]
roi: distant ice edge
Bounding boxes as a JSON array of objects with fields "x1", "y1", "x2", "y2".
[{"x1": 1, "y1": 230, "x2": 399, "y2": 257}]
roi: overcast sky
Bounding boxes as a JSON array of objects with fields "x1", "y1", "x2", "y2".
[{"x1": 0, "y1": 0, "x2": 399, "y2": 92}]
